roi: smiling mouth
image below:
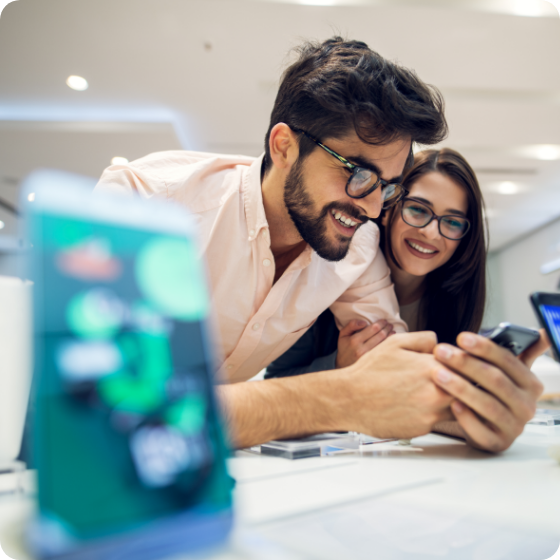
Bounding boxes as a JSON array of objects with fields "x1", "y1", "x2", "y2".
[
  {"x1": 331, "y1": 209, "x2": 359, "y2": 228},
  {"x1": 406, "y1": 239, "x2": 437, "y2": 254}
]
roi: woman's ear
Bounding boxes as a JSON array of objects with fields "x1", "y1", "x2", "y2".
[{"x1": 381, "y1": 210, "x2": 389, "y2": 228}]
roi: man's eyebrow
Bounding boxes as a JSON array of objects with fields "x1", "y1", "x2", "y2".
[
  {"x1": 411, "y1": 196, "x2": 468, "y2": 217},
  {"x1": 345, "y1": 155, "x2": 403, "y2": 183}
]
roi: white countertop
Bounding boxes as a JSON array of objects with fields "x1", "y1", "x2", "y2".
[{"x1": 1, "y1": 428, "x2": 560, "y2": 559}]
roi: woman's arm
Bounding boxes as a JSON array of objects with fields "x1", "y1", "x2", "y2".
[{"x1": 265, "y1": 310, "x2": 339, "y2": 378}]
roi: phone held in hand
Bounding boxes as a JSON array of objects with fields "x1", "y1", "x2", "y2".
[
  {"x1": 483, "y1": 322, "x2": 540, "y2": 356},
  {"x1": 530, "y1": 292, "x2": 560, "y2": 361}
]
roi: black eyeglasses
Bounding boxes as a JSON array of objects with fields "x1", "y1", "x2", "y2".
[
  {"x1": 401, "y1": 197, "x2": 471, "y2": 240},
  {"x1": 291, "y1": 127, "x2": 408, "y2": 209}
]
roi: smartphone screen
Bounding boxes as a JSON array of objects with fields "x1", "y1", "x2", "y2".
[
  {"x1": 29, "y1": 179, "x2": 232, "y2": 556},
  {"x1": 538, "y1": 304, "x2": 560, "y2": 356}
]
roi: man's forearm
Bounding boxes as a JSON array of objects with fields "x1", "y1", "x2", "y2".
[{"x1": 216, "y1": 371, "x2": 349, "y2": 449}]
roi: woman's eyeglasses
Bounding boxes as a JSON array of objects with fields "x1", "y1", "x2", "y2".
[
  {"x1": 290, "y1": 127, "x2": 407, "y2": 209},
  {"x1": 401, "y1": 197, "x2": 470, "y2": 240}
]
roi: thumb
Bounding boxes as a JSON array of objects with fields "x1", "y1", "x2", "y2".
[
  {"x1": 339, "y1": 318, "x2": 368, "y2": 338},
  {"x1": 392, "y1": 330, "x2": 438, "y2": 354},
  {"x1": 520, "y1": 329, "x2": 551, "y2": 369}
]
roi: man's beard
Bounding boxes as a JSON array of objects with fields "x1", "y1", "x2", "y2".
[{"x1": 283, "y1": 159, "x2": 367, "y2": 262}]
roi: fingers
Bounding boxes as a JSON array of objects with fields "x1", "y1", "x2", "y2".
[
  {"x1": 450, "y1": 401, "x2": 511, "y2": 453},
  {"x1": 341, "y1": 319, "x2": 391, "y2": 346},
  {"x1": 432, "y1": 366, "x2": 514, "y2": 427},
  {"x1": 453, "y1": 333, "x2": 542, "y2": 395},
  {"x1": 339, "y1": 319, "x2": 369, "y2": 338},
  {"x1": 519, "y1": 329, "x2": 551, "y2": 369},
  {"x1": 431, "y1": 340, "x2": 539, "y2": 452},
  {"x1": 360, "y1": 322, "x2": 395, "y2": 353}
]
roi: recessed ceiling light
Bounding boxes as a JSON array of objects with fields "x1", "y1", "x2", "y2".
[
  {"x1": 111, "y1": 156, "x2": 129, "y2": 166},
  {"x1": 27, "y1": 192, "x2": 35, "y2": 202},
  {"x1": 497, "y1": 181, "x2": 519, "y2": 195},
  {"x1": 66, "y1": 75, "x2": 89, "y2": 91},
  {"x1": 299, "y1": 0, "x2": 336, "y2": 5},
  {"x1": 0, "y1": 221, "x2": 5, "y2": 230}
]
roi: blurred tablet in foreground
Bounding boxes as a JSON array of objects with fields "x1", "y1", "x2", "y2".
[
  {"x1": 24, "y1": 170, "x2": 232, "y2": 560},
  {"x1": 531, "y1": 292, "x2": 560, "y2": 361}
]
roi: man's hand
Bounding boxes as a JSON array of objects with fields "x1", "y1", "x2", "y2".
[
  {"x1": 341, "y1": 331, "x2": 454, "y2": 438},
  {"x1": 335, "y1": 318, "x2": 395, "y2": 368},
  {"x1": 219, "y1": 331, "x2": 454, "y2": 448},
  {"x1": 431, "y1": 330, "x2": 549, "y2": 453}
]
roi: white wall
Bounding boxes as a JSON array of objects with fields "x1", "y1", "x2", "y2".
[{"x1": 485, "y1": 216, "x2": 560, "y2": 330}]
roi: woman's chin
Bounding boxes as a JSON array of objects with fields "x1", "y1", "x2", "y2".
[{"x1": 400, "y1": 258, "x2": 441, "y2": 277}]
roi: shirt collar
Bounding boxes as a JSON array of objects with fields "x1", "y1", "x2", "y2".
[{"x1": 242, "y1": 153, "x2": 269, "y2": 240}]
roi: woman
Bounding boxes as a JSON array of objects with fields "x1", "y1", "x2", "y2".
[{"x1": 266, "y1": 147, "x2": 487, "y2": 378}]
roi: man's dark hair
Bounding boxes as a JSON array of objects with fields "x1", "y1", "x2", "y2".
[{"x1": 263, "y1": 37, "x2": 448, "y2": 174}]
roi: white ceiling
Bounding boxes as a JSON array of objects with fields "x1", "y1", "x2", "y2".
[{"x1": 1, "y1": 0, "x2": 560, "y2": 250}]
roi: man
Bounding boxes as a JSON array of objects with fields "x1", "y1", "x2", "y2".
[{"x1": 96, "y1": 37, "x2": 546, "y2": 453}]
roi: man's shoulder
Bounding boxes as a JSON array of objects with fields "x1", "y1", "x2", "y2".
[
  {"x1": 97, "y1": 150, "x2": 259, "y2": 212},
  {"x1": 130, "y1": 150, "x2": 256, "y2": 181}
]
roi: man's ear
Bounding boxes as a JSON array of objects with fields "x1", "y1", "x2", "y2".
[{"x1": 268, "y1": 123, "x2": 300, "y2": 171}]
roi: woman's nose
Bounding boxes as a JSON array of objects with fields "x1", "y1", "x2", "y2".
[{"x1": 421, "y1": 218, "x2": 441, "y2": 239}]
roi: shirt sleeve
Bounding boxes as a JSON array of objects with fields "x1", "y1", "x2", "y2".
[
  {"x1": 94, "y1": 160, "x2": 164, "y2": 198},
  {"x1": 265, "y1": 350, "x2": 338, "y2": 378},
  {"x1": 330, "y1": 245, "x2": 408, "y2": 333}
]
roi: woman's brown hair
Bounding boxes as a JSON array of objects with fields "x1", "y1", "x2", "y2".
[{"x1": 378, "y1": 148, "x2": 488, "y2": 344}]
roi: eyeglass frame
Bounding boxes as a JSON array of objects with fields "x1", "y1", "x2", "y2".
[
  {"x1": 400, "y1": 196, "x2": 471, "y2": 240},
  {"x1": 290, "y1": 126, "x2": 410, "y2": 205}
]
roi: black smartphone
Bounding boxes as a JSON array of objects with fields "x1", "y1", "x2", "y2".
[
  {"x1": 483, "y1": 322, "x2": 540, "y2": 356},
  {"x1": 530, "y1": 292, "x2": 560, "y2": 361}
]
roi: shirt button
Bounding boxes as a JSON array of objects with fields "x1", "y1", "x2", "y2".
[
  {"x1": 249, "y1": 229, "x2": 255, "y2": 237},
  {"x1": 263, "y1": 259, "x2": 271, "y2": 267},
  {"x1": 252, "y1": 322, "x2": 260, "y2": 331},
  {"x1": 226, "y1": 364, "x2": 233, "y2": 370}
]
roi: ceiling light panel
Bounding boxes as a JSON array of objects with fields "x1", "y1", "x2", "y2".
[
  {"x1": 516, "y1": 144, "x2": 560, "y2": 160},
  {"x1": 111, "y1": 156, "x2": 129, "y2": 165},
  {"x1": 496, "y1": 181, "x2": 520, "y2": 194}
]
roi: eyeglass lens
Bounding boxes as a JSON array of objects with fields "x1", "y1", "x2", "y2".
[
  {"x1": 347, "y1": 168, "x2": 403, "y2": 208},
  {"x1": 402, "y1": 200, "x2": 469, "y2": 239}
]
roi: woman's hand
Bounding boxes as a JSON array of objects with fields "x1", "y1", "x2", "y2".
[{"x1": 335, "y1": 318, "x2": 395, "y2": 368}]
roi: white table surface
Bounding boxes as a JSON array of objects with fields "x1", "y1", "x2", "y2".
[{"x1": 1, "y1": 428, "x2": 560, "y2": 559}]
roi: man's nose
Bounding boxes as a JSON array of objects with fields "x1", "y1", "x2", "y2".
[
  {"x1": 356, "y1": 186, "x2": 383, "y2": 219},
  {"x1": 422, "y1": 219, "x2": 441, "y2": 239}
]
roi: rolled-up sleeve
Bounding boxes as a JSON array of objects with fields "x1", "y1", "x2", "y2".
[{"x1": 330, "y1": 248, "x2": 407, "y2": 333}]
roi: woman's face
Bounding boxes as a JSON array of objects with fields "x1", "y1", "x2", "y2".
[{"x1": 388, "y1": 171, "x2": 469, "y2": 278}]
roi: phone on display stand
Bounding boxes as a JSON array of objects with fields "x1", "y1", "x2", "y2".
[
  {"x1": 23, "y1": 170, "x2": 233, "y2": 560},
  {"x1": 483, "y1": 322, "x2": 540, "y2": 356},
  {"x1": 530, "y1": 292, "x2": 560, "y2": 361}
]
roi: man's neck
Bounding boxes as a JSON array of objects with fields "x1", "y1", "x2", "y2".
[
  {"x1": 387, "y1": 257, "x2": 426, "y2": 306},
  {"x1": 261, "y1": 165, "x2": 307, "y2": 280}
]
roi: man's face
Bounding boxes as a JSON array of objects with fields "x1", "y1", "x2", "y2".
[{"x1": 284, "y1": 132, "x2": 411, "y2": 261}]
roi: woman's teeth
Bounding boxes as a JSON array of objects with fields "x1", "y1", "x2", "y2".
[
  {"x1": 406, "y1": 240, "x2": 436, "y2": 254},
  {"x1": 331, "y1": 209, "x2": 357, "y2": 228}
]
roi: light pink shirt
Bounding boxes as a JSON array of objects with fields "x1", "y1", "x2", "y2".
[{"x1": 95, "y1": 150, "x2": 406, "y2": 382}]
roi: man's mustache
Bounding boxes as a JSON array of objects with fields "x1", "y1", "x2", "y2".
[{"x1": 325, "y1": 202, "x2": 368, "y2": 224}]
